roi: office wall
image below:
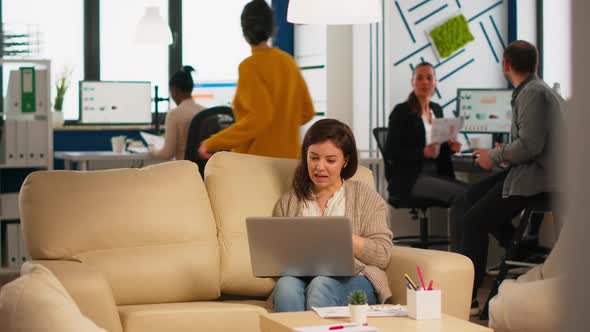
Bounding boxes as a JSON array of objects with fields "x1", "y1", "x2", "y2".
[
  {"x1": 353, "y1": 0, "x2": 509, "y2": 151},
  {"x1": 515, "y1": 0, "x2": 537, "y2": 44},
  {"x1": 565, "y1": 2, "x2": 590, "y2": 330}
]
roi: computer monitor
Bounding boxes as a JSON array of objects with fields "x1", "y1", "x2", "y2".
[
  {"x1": 457, "y1": 88, "x2": 513, "y2": 134},
  {"x1": 79, "y1": 81, "x2": 152, "y2": 125}
]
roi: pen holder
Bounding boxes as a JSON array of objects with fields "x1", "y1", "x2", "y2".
[{"x1": 406, "y1": 288, "x2": 441, "y2": 320}]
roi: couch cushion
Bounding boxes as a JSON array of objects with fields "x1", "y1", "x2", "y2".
[
  {"x1": 489, "y1": 276, "x2": 562, "y2": 332},
  {"x1": 118, "y1": 301, "x2": 268, "y2": 332},
  {"x1": 0, "y1": 263, "x2": 106, "y2": 332},
  {"x1": 19, "y1": 161, "x2": 220, "y2": 305},
  {"x1": 204, "y1": 152, "x2": 374, "y2": 296}
]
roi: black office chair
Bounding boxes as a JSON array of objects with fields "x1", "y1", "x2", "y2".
[
  {"x1": 479, "y1": 193, "x2": 554, "y2": 320},
  {"x1": 372, "y1": 127, "x2": 450, "y2": 249},
  {"x1": 184, "y1": 106, "x2": 235, "y2": 177}
]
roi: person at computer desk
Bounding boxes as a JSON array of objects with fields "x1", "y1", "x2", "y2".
[
  {"x1": 384, "y1": 62, "x2": 468, "y2": 250},
  {"x1": 461, "y1": 40, "x2": 565, "y2": 315},
  {"x1": 197, "y1": 0, "x2": 314, "y2": 160},
  {"x1": 149, "y1": 65, "x2": 205, "y2": 160},
  {"x1": 271, "y1": 119, "x2": 393, "y2": 312}
]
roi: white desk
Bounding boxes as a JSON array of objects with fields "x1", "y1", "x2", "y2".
[{"x1": 54, "y1": 151, "x2": 154, "y2": 170}]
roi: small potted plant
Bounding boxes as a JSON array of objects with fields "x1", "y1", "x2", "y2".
[
  {"x1": 53, "y1": 66, "x2": 72, "y2": 127},
  {"x1": 348, "y1": 289, "x2": 369, "y2": 325}
]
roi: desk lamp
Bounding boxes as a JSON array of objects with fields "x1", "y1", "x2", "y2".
[{"x1": 134, "y1": 6, "x2": 173, "y2": 135}]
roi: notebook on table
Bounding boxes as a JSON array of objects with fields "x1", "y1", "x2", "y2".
[{"x1": 245, "y1": 216, "x2": 354, "y2": 277}]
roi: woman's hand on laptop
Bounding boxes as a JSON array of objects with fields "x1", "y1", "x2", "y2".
[{"x1": 352, "y1": 234, "x2": 365, "y2": 258}]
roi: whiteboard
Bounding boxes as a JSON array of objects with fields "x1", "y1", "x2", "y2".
[
  {"x1": 79, "y1": 81, "x2": 152, "y2": 124},
  {"x1": 457, "y1": 88, "x2": 513, "y2": 134}
]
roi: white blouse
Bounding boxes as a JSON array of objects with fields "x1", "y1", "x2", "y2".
[
  {"x1": 422, "y1": 109, "x2": 440, "y2": 158},
  {"x1": 302, "y1": 184, "x2": 346, "y2": 217}
]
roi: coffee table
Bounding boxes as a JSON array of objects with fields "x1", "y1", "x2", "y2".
[{"x1": 260, "y1": 311, "x2": 492, "y2": 332}]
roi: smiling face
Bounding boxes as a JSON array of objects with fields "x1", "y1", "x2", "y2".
[
  {"x1": 306, "y1": 140, "x2": 347, "y2": 193},
  {"x1": 411, "y1": 65, "x2": 437, "y2": 99}
]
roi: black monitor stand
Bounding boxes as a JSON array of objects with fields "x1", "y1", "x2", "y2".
[{"x1": 152, "y1": 85, "x2": 170, "y2": 135}]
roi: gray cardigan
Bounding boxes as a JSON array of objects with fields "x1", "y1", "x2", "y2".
[
  {"x1": 489, "y1": 75, "x2": 565, "y2": 197},
  {"x1": 273, "y1": 180, "x2": 394, "y2": 303}
]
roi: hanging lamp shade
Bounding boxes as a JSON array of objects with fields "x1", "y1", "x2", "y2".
[
  {"x1": 287, "y1": 0, "x2": 382, "y2": 25},
  {"x1": 134, "y1": 6, "x2": 173, "y2": 45}
]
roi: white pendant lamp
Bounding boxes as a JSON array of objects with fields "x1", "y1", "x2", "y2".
[
  {"x1": 134, "y1": 6, "x2": 173, "y2": 45},
  {"x1": 287, "y1": 0, "x2": 382, "y2": 25}
]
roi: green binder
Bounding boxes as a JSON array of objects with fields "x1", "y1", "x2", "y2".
[{"x1": 20, "y1": 67, "x2": 36, "y2": 113}]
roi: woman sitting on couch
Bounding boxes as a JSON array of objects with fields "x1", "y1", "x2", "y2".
[{"x1": 271, "y1": 119, "x2": 393, "y2": 312}]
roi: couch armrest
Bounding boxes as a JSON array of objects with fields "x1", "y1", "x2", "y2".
[
  {"x1": 35, "y1": 260, "x2": 123, "y2": 332},
  {"x1": 385, "y1": 247, "x2": 474, "y2": 320}
]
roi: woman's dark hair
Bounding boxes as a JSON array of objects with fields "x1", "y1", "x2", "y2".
[
  {"x1": 293, "y1": 119, "x2": 359, "y2": 201},
  {"x1": 241, "y1": 0, "x2": 274, "y2": 45},
  {"x1": 169, "y1": 65, "x2": 195, "y2": 93},
  {"x1": 407, "y1": 62, "x2": 435, "y2": 116}
]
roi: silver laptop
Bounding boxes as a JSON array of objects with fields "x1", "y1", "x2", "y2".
[{"x1": 245, "y1": 216, "x2": 354, "y2": 277}]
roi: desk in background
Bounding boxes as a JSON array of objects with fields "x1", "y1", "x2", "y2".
[
  {"x1": 53, "y1": 125, "x2": 157, "y2": 170},
  {"x1": 55, "y1": 151, "x2": 154, "y2": 170}
]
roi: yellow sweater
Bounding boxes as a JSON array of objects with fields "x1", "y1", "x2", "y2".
[{"x1": 203, "y1": 47, "x2": 315, "y2": 159}]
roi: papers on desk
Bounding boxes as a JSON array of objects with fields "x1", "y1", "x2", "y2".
[
  {"x1": 312, "y1": 305, "x2": 407, "y2": 318},
  {"x1": 140, "y1": 131, "x2": 164, "y2": 150},
  {"x1": 294, "y1": 324, "x2": 378, "y2": 332},
  {"x1": 127, "y1": 146, "x2": 149, "y2": 154},
  {"x1": 431, "y1": 117, "x2": 464, "y2": 143}
]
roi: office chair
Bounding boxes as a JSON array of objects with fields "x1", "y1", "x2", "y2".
[
  {"x1": 480, "y1": 193, "x2": 554, "y2": 320},
  {"x1": 184, "y1": 106, "x2": 235, "y2": 177},
  {"x1": 372, "y1": 127, "x2": 450, "y2": 249}
]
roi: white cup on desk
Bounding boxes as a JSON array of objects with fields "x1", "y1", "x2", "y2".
[{"x1": 111, "y1": 136, "x2": 127, "y2": 153}]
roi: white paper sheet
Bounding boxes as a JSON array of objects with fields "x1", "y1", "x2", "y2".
[
  {"x1": 140, "y1": 131, "x2": 164, "y2": 150},
  {"x1": 312, "y1": 305, "x2": 407, "y2": 318},
  {"x1": 430, "y1": 117, "x2": 464, "y2": 143}
]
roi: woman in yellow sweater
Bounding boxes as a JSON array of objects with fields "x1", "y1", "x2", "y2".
[{"x1": 198, "y1": 0, "x2": 315, "y2": 160}]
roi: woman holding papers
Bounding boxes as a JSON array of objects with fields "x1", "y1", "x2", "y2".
[
  {"x1": 384, "y1": 62, "x2": 468, "y2": 250},
  {"x1": 149, "y1": 66, "x2": 205, "y2": 160},
  {"x1": 197, "y1": 0, "x2": 314, "y2": 160},
  {"x1": 271, "y1": 119, "x2": 393, "y2": 312}
]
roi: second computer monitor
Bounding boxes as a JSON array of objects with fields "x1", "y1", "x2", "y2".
[
  {"x1": 457, "y1": 88, "x2": 513, "y2": 134},
  {"x1": 79, "y1": 81, "x2": 152, "y2": 125}
]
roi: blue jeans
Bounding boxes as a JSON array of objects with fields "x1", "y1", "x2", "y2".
[{"x1": 272, "y1": 276, "x2": 377, "y2": 312}]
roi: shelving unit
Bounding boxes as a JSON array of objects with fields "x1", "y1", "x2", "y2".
[{"x1": 0, "y1": 59, "x2": 53, "y2": 269}]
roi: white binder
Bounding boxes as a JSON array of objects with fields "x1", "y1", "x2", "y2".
[
  {"x1": 4, "y1": 70, "x2": 21, "y2": 114},
  {"x1": 6, "y1": 223, "x2": 20, "y2": 269},
  {"x1": 35, "y1": 69, "x2": 48, "y2": 115},
  {"x1": 1, "y1": 119, "x2": 19, "y2": 165},
  {"x1": 17, "y1": 224, "x2": 31, "y2": 264},
  {"x1": 26, "y1": 120, "x2": 49, "y2": 166},
  {"x1": 16, "y1": 120, "x2": 28, "y2": 165}
]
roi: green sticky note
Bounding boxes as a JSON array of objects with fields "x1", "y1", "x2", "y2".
[{"x1": 429, "y1": 15, "x2": 475, "y2": 58}]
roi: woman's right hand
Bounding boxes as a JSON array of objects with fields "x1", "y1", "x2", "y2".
[{"x1": 423, "y1": 143, "x2": 438, "y2": 158}]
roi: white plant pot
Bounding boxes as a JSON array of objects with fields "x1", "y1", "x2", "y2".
[
  {"x1": 349, "y1": 304, "x2": 369, "y2": 324},
  {"x1": 52, "y1": 111, "x2": 64, "y2": 128}
]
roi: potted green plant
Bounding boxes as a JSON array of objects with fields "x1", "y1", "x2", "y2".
[
  {"x1": 53, "y1": 66, "x2": 72, "y2": 127},
  {"x1": 348, "y1": 289, "x2": 369, "y2": 324}
]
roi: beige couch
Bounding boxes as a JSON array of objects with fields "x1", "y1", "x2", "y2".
[
  {"x1": 17, "y1": 152, "x2": 474, "y2": 332},
  {"x1": 489, "y1": 214, "x2": 565, "y2": 332}
]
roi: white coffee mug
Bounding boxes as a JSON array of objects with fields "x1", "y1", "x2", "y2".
[{"x1": 111, "y1": 136, "x2": 126, "y2": 153}]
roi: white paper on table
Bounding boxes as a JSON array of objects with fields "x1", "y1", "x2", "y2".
[
  {"x1": 140, "y1": 131, "x2": 165, "y2": 150},
  {"x1": 430, "y1": 117, "x2": 464, "y2": 143},
  {"x1": 312, "y1": 305, "x2": 407, "y2": 318}
]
